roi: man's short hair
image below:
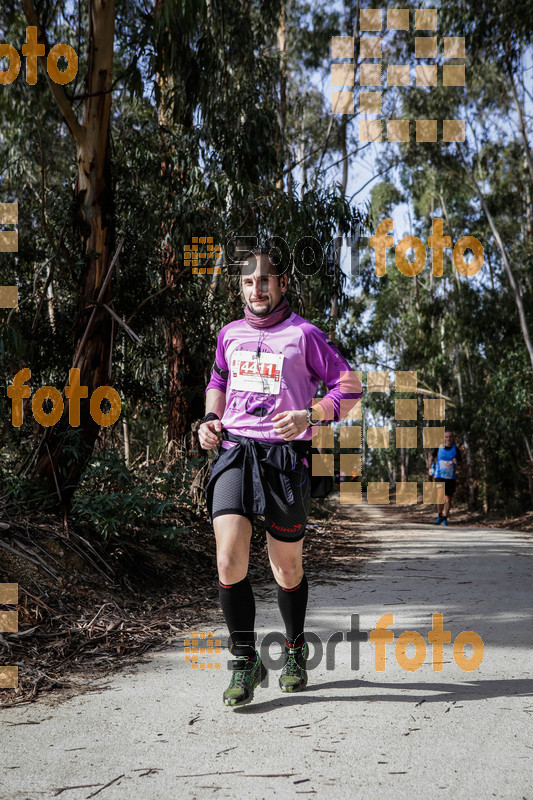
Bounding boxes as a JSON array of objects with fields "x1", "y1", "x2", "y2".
[{"x1": 240, "y1": 247, "x2": 288, "y2": 281}]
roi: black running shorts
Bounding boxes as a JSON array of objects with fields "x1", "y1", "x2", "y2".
[
  {"x1": 210, "y1": 458, "x2": 311, "y2": 542},
  {"x1": 443, "y1": 479, "x2": 456, "y2": 496}
]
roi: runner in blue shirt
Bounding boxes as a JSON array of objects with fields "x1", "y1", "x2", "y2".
[{"x1": 429, "y1": 430, "x2": 462, "y2": 526}]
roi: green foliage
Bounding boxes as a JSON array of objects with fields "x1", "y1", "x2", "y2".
[
  {"x1": 0, "y1": 0, "x2": 531, "y2": 521},
  {"x1": 70, "y1": 449, "x2": 197, "y2": 547}
]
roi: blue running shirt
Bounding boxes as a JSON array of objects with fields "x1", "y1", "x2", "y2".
[{"x1": 434, "y1": 444, "x2": 459, "y2": 479}]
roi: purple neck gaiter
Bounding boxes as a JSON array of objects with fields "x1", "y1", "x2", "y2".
[{"x1": 244, "y1": 294, "x2": 291, "y2": 329}]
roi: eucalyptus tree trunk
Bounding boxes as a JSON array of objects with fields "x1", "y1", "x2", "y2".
[
  {"x1": 329, "y1": 116, "x2": 349, "y2": 342},
  {"x1": 507, "y1": 59, "x2": 533, "y2": 190},
  {"x1": 454, "y1": 348, "x2": 476, "y2": 509},
  {"x1": 329, "y1": 1, "x2": 357, "y2": 341},
  {"x1": 400, "y1": 448, "x2": 407, "y2": 482},
  {"x1": 461, "y1": 156, "x2": 533, "y2": 371},
  {"x1": 276, "y1": 2, "x2": 287, "y2": 191},
  {"x1": 155, "y1": 2, "x2": 204, "y2": 448},
  {"x1": 23, "y1": 0, "x2": 116, "y2": 508}
]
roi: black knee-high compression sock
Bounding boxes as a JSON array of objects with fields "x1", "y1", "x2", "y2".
[
  {"x1": 218, "y1": 576, "x2": 256, "y2": 659},
  {"x1": 277, "y1": 573, "x2": 308, "y2": 647}
]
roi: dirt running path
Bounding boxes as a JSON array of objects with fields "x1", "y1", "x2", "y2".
[{"x1": 0, "y1": 503, "x2": 531, "y2": 800}]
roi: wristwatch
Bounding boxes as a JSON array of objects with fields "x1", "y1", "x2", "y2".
[{"x1": 306, "y1": 407, "x2": 318, "y2": 427}]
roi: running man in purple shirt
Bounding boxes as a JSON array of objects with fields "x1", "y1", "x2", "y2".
[{"x1": 198, "y1": 248, "x2": 363, "y2": 708}]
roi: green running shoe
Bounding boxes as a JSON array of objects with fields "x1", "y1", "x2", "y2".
[
  {"x1": 223, "y1": 654, "x2": 267, "y2": 707},
  {"x1": 279, "y1": 642, "x2": 309, "y2": 693}
]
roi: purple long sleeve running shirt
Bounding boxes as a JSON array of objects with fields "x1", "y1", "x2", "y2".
[{"x1": 206, "y1": 310, "x2": 363, "y2": 450}]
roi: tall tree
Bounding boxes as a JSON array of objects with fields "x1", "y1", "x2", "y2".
[{"x1": 21, "y1": 0, "x2": 116, "y2": 507}]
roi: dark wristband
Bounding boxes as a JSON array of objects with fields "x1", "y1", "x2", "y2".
[{"x1": 201, "y1": 412, "x2": 220, "y2": 424}]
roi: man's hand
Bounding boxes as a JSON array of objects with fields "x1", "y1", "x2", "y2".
[
  {"x1": 198, "y1": 418, "x2": 223, "y2": 450},
  {"x1": 272, "y1": 409, "x2": 308, "y2": 441}
]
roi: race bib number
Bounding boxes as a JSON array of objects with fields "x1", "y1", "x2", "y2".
[
  {"x1": 230, "y1": 350, "x2": 284, "y2": 394},
  {"x1": 439, "y1": 460, "x2": 454, "y2": 478}
]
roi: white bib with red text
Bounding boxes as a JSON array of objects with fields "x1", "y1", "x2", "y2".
[{"x1": 230, "y1": 350, "x2": 284, "y2": 394}]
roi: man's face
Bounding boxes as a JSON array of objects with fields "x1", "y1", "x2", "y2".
[
  {"x1": 241, "y1": 256, "x2": 287, "y2": 315},
  {"x1": 444, "y1": 432, "x2": 455, "y2": 447}
]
